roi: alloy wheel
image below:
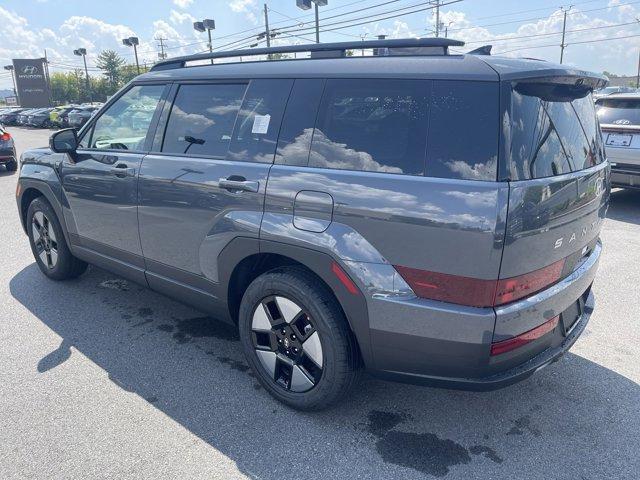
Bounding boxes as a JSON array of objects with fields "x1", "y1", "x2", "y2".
[
  {"x1": 251, "y1": 295, "x2": 323, "y2": 392},
  {"x1": 32, "y1": 211, "x2": 58, "y2": 269}
]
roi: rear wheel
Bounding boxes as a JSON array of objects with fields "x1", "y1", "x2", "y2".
[
  {"x1": 27, "y1": 197, "x2": 87, "y2": 280},
  {"x1": 239, "y1": 267, "x2": 360, "y2": 410},
  {"x1": 5, "y1": 160, "x2": 17, "y2": 172}
]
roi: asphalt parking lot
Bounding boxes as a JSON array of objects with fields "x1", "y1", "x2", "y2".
[{"x1": 1, "y1": 127, "x2": 639, "y2": 480}]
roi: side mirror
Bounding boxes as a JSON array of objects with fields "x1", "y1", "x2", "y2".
[{"x1": 50, "y1": 128, "x2": 78, "y2": 154}]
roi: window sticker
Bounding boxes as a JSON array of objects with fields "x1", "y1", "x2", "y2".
[{"x1": 252, "y1": 114, "x2": 271, "y2": 134}]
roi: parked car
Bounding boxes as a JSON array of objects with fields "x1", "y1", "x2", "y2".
[
  {"x1": 27, "y1": 108, "x2": 54, "y2": 128},
  {"x1": 50, "y1": 106, "x2": 75, "y2": 127},
  {"x1": 16, "y1": 39, "x2": 610, "y2": 410},
  {"x1": 593, "y1": 85, "x2": 636, "y2": 101},
  {"x1": 596, "y1": 93, "x2": 640, "y2": 189},
  {"x1": 68, "y1": 106, "x2": 99, "y2": 128},
  {"x1": 0, "y1": 126, "x2": 17, "y2": 171},
  {"x1": 0, "y1": 108, "x2": 28, "y2": 125}
]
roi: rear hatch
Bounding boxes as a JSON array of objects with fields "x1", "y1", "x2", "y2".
[
  {"x1": 595, "y1": 95, "x2": 640, "y2": 167},
  {"x1": 500, "y1": 78, "x2": 609, "y2": 289}
]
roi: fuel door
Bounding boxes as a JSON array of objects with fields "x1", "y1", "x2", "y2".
[{"x1": 293, "y1": 191, "x2": 334, "y2": 233}]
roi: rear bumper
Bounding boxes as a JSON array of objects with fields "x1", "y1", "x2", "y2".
[
  {"x1": 364, "y1": 242, "x2": 601, "y2": 391},
  {"x1": 373, "y1": 290, "x2": 593, "y2": 391}
]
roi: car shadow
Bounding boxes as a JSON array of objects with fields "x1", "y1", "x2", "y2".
[
  {"x1": 608, "y1": 188, "x2": 640, "y2": 225},
  {"x1": 9, "y1": 264, "x2": 640, "y2": 479}
]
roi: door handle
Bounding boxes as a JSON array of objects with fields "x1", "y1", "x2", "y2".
[
  {"x1": 111, "y1": 163, "x2": 136, "y2": 178},
  {"x1": 218, "y1": 177, "x2": 259, "y2": 193}
]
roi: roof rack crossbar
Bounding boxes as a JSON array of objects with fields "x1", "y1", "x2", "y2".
[{"x1": 150, "y1": 38, "x2": 465, "y2": 71}]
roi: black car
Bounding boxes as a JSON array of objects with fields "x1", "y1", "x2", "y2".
[
  {"x1": 0, "y1": 126, "x2": 17, "y2": 171},
  {"x1": 0, "y1": 108, "x2": 28, "y2": 126}
]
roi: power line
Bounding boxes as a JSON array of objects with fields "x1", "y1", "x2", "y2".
[
  {"x1": 463, "y1": 20, "x2": 640, "y2": 45},
  {"x1": 494, "y1": 32, "x2": 640, "y2": 55},
  {"x1": 275, "y1": 0, "x2": 463, "y2": 37},
  {"x1": 445, "y1": 0, "x2": 640, "y2": 34}
]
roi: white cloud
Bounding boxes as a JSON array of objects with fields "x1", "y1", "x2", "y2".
[
  {"x1": 228, "y1": 0, "x2": 258, "y2": 24},
  {"x1": 169, "y1": 9, "x2": 196, "y2": 25},
  {"x1": 173, "y1": 0, "x2": 193, "y2": 9}
]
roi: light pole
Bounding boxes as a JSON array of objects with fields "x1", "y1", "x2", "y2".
[
  {"x1": 296, "y1": 0, "x2": 328, "y2": 43},
  {"x1": 194, "y1": 19, "x2": 216, "y2": 64},
  {"x1": 3, "y1": 65, "x2": 17, "y2": 96},
  {"x1": 122, "y1": 37, "x2": 140, "y2": 74},
  {"x1": 73, "y1": 48, "x2": 92, "y2": 101}
]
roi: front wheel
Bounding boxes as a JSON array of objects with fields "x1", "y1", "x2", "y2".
[
  {"x1": 239, "y1": 267, "x2": 360, "y2": 410},
  {"x1": 27, "y1": 197, "x2": 88, "y2": 280}
]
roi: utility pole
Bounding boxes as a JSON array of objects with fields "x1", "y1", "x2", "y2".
[
  {"x1": 636, "y1": 49, "x2": 640, "y2": 89},
  {"x1": 264, "y1": 4, "x2": 271, "y2": 48},
  {"x1": 432, "y1": 0, "x2": 441, "y2": 37},
  {"x1": 264, "y1": 4, "x2": 272, "y2": 60},
  {"x1": 559, "y1": 6, "x2": 572, "y2": 64},
  {"x1": 314, "y1": 3, "x2": 320, "y2": 43},
  {"x1": 157, "y1": 37, "x2": 167, "y2": 60}
]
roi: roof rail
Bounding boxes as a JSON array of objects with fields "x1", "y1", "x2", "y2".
[{"x1": 150, "y1": 37, "x2": 465, "y2": 71}]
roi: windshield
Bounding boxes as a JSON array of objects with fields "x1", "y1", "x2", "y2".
[
  {"x1": 596, "y1": 98, "x2": 640, "y2": 126},
  {"x1": 509, "y1": 84, "x2": 605, "y2": 180}
]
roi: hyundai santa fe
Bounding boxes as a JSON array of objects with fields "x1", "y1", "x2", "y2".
[{"x1": 15, "y1": 38, "x2": 610, "y2": 410}]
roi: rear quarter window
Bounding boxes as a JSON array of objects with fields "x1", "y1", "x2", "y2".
[{"x1": 426, "y1": 80, "x2": 499, "y2": 181}]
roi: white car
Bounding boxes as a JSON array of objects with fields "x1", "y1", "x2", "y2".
[
  {"x1": 596, "y1": 93, "x2": 640, "y2": 189},
  {"x1": 593, "y1": 86, "x2": 636, "y2": 102}
]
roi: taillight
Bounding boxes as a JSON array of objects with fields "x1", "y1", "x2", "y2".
[
  {"x1": 394, "y1": 258, "x2": 566, "y2": 308},
  {"x1": 393, "y1": 266, "x2": 497, "y2": 307},
  {"x1": 490, "y1": 315, "x2": 559, "y2": 356},
  {"x1": 494, "y1": 259, "x2": 565, "y2": 306},
  {"x1": 0, "y1": 132, "x2": 10, "y2": 142}
]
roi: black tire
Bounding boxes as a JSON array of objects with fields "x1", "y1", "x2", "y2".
[
  {"x1": 5, "y1": 160, "x2": 17, "y2": 172},
  {"x1": 239, "y1": 267, "x2": 360, "y2": 410},
  {"x1": 27, "y1": 197, "x2": 88, "y2": 280}
]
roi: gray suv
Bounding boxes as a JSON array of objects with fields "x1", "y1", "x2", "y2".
[{"x1": 15, "y1": 39, "x2": 610, "y2": 410}]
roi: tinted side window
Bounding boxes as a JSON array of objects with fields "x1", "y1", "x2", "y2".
[
  {"x1": 90, "y1": 84, "x2": 165, "y2": 151},
  {"x1": 227, "y1": 79, "x2": 293, "y2": 163},
  {"x1": 309, "y1": 79, "x2": 429, "y2": 175},
  {"x1": 275, "y1": 79, "x2": 325, "y2": 166},
  {"x1": 162, "y1": 83, "x2": 247, "y2": 157},
  {"x1": 427, "y1": 81, "x2": 498, "y2": 181}
]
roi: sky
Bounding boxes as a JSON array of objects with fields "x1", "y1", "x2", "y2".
[{"x1": 1, "y1": 0, "x2": 640, "y2": 90}]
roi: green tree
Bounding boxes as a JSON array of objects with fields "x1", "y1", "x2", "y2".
[{"x1": 96, "y1": 50, "x2": 126, "y2": 87}]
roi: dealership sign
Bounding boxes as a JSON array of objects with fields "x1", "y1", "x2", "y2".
[{"x1": 12, "y1": 58, "x2": 51, "y2": 108}]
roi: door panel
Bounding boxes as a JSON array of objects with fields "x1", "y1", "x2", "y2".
[
  {"x1": 61, "y1": 151, "x2": 145, "y2": 261},
  {"x1": 138, "y1": 79, "x2": 293, "y2": 286},
  {"x1": 60, "y1": 84, "x2": 166, "y2": 262},
  {"x1": 138, "y1": 156, "x2": 268, "y2": 279}
]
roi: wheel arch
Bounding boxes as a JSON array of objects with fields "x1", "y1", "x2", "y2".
[{"x1": 219, "y1": 238, "x2": 373, "y2": 368}]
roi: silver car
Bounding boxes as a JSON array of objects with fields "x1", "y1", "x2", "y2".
[{"x1": 596, "y1": 93, "x2": 640, "y2": 189}]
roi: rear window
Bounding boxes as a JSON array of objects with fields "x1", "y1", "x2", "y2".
[
  {"x1": 509, "y1": 84, "x2": 604, "y2": 180},
  {"x1": 596, "y1": 97, "x2": 640, "y2": 126}
]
